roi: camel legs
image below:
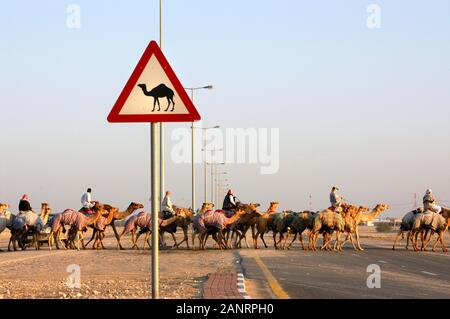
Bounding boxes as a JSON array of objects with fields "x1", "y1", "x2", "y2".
[
  {"x1": 421, "y1": 230, "x2": 434, "y2": 251},
  {"x1": 116, "y1": 227, "x2": 129, "y2": 250},
  {"x1": 432, "y1": 231, "x2": 447, "y2": 252},
  {"x1": 354, "y1": 227, "x2": 364, "y2": 251},
  {"x1": 392, "y1": 230, "x2": 403, "y2": 250},
  {"x1": 152, "y1": 98, "x2": 161, "y2": 112},
  {"x1": 85, "y1": 228, "x2": 97, "y2": 248},
  {"x1": 174, "y1": 226, "x2": 189, "y2": 249},
  {"x1": 110, "y1": 222, "x2": 125, "y2": 250},
  {"x1": 405, "y1": 231, "x2": 412, "y2": 250}
]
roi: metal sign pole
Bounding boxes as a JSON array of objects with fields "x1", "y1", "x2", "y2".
[
  {"x1": 151, "y1": 122, "x2": 159, "y2": 299},
  {"x1": 151, "y1": 0, "x2": 163, "y2": 300},
  {"x1": 159, "y1": 0, "x2": 164, "y2": 221}
]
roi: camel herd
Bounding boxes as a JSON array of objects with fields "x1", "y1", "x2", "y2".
[{"x1": 0, "y1": 200, "x2": 448, "y2": 253}]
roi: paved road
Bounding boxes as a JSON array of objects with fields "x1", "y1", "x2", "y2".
[{"x1": 238, "y1": 239, "x2": 450, "y2": 299}]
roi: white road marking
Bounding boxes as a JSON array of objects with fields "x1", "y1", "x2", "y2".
[
  {"x1": 377, "y1": 260, "x2": 388, "y2": 264},
  {"x1": 421, "y1": 271, "x2": 437, "y2": 276}
]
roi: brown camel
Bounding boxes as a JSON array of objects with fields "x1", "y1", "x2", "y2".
[
  {"x1": 410, "y1": 211, "x2": 448, "y2": 252},
  {"x1": 283, "y1": 211, "x2": 316, "y2": 250},
  {"x1": 392, "y1": 208, "x2": 424, "y2": 250},
  {"x1": 67, "y1": 207, "x2": 104, "y2": 251},
  {"x1": 190, "y1": 202, "x2": 215, "y2": 249},
  {"x1": 40, "y1": 203, "x2": 51, "y2": 225},
  {"x1": 131, "y1": 211, "x2": 179, "y2": 249},
  {"x1": 252, "y1": 202, "x2": 279, "y2": 249},
  {"x1": 198, "y1": 208, "x2": 247, "y2": 250},
  {"x1": 159, "y1": 205, "x2": 194, "y2": 249},
  {"x1": 94, "y1": 202, "x2": 145, "y2": 250},
  {"x1": 339, "y1": 204, "x2": 389, "y2": 251},
  {"x1": 87, "y1": 207, "x2": 118, "y2": 249},
  {"x1": 308, "y1": 208, "x2": 346, "y2": 251},
  {"x1": 117, "y1": 212, "x2": 180, "y2": 250},
  {"x1": 225, "y1": 203, "x2": 261, "y2": 249}
]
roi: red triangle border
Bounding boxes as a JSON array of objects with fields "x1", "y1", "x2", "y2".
[{"x1": 107, "y1": 40, "x2": 201, "y2": 123}]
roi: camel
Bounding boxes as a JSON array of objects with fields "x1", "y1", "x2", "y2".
[
  {"x1": 339, "y1": 204, "x2": 389, "y2": 251},
  {"x1": 252, "y1": 202, "x2": 279, "y2": 249},
  {"x1": 85, "y1": 207, "x2": 118, "y2": 249},
  {"x1": 283, "y1": 211, "x2": 316, "y2": 250},
  {"x1": 137, "y1": 83, "x2": 175, "y2": 112},
  {"x1": 8, "y1": 204, "x2": 49, "y2": 251},
  {"x1": 410, "y1": 211, "x2": 448, "y2": 252},
  {"x1": 117, "y1": 211, "x2": 179, "y2": 250},
  {"x1": 39, "y1": 203, "x2": 51, "y2": 225},
  {"x1": 97, "y1": 202, "x2": 145, "y2": 250},
  {"x1": 49, "y1": 209, "x2": 79, "y2": 249},
  {"x1": 159, "y1": 205, "x2": 194, "y2": 249},
  {"x1": 0, "y1": 204, "x2": 16, "y2": 251},
  {"x1": 226, "y1": 203, "x2": 261, "y2": 249},
  {"x1": 196, "y1": 208, "x2": 247, "y2": 250},
  {"x1": 309, "y1": 209, "x2": 346, "y2": 251},
  {"x1": 0, "y1": 203, "x2": 11, "y2": 236},
  {"x1": 190, "y1": 202, "x2": 215, "y2": 249},
  {"x1": 67, "y1": 208, "x2": 103, "y2": 251},
  {"x1": 269, "y1": 211, "x2": 297, "y2": 250},
  {"x1": 30, "y1": 203, "x2": 53, "y2": 250},
  {"x1": 392, "y1": 208, "x2": 424, "y2": 250}
]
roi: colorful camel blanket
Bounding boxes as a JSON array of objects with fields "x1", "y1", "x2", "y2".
[
  {"x1": 413, "y1": 211, "x2": 445, "y2": 231},
  {"x1": 194, "y1": 210, "x2": 229, "y2": 233},
  {"x1": 135, "y1": 211, "x2": 163, "y2": 230}
]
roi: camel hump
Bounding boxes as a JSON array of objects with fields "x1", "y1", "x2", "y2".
[{"x1": 150, "y1": 83, "x2": 174, "y2": 96}]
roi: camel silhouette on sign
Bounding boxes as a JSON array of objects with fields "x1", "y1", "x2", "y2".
[{"x1": 137, "y1": 83, "x2": 175, "y2": 112}]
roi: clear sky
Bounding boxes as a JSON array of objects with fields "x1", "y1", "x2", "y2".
[{"x1": 1, "y1": 0, "x2": 449, "y2": 217}]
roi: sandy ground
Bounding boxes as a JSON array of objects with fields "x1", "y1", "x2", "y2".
[
  {"x1": 0, "y1": 225, "x2": 447, "y2": 299},
  {"x1": 0, "y1": 227, "x2": 237, "y2": 299}
]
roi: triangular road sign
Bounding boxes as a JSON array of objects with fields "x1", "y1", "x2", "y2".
[{"x1": 108, "y1": 40, "x2": 201, "y2": 123}]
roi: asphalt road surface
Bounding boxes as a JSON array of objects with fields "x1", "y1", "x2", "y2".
[{"x1": 238, "y1": 239, "x2": 450, "y2": 299}]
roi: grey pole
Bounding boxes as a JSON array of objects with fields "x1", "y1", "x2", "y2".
[
  {"x1": 151, "y1": 122, "x2": 159, "y2": 299},
  {"x1": 151, "y1": 0, "x2": 162, "y2": 300},
  {"x1": 203, "y1": 129, "x2": 207, "y2": 204},
  {"x1": 191, "y1": 90, "x2": 196, "y2": 213},
  {"x1": 159, "y1": 0, "x2": 164, "y2": 232}
]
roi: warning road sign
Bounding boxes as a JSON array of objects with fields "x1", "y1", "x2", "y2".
[{"x1": 108, "y1": 40, "x2": 201, "y2": 123}]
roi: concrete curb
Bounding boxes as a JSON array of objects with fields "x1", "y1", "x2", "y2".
[{"x1": 237, "y1": 273, "x2": 251, "y2": 299}]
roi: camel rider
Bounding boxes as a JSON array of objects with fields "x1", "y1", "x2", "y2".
[
  {"x1": 17, "y1": 194, "x2": 42, "y2": 231},
  {"x1": 330, "y1": 186, "x2": 344, "y2": 210},
  {"x1": 423, "y1": 189, "x2": 441, "y2": 214},
  {"x1": 18, "y1": 194, "x2": 32, "y2": 212},
  {"x1": 162, "y1": 190, "x2": 176, "y2": 219},
  {"x1": 222, "y1": 189, "x2": 240, "y2": 211},
  {"x1": 81, "y1": 188, "x2": 95, "y2": 212}
]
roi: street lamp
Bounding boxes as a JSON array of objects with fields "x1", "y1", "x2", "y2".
[
  {"x1": 213, "y1": 171, "x2": 227, "y2": 208},
  {"x1": 197, "y1": 126, "x2": 220, "y2": 204},
  {"x1": 185, "y1": 85, "x2": 213, "y2": 212}
]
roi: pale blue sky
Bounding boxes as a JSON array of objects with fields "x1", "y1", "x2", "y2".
[{"x1": 1, "y1": 1, "x2": 450, "y2": 216}]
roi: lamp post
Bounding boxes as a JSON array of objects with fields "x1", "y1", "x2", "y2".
[
  {"x1": 213, "y1": 171, "x2": 227, "y2": 208},
  {"x1": 185, "y1": 85, "x2": 213, "y2": 212},
  {"x1": 196, "y1": 126, "x2": 220, "y2": 204}
]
